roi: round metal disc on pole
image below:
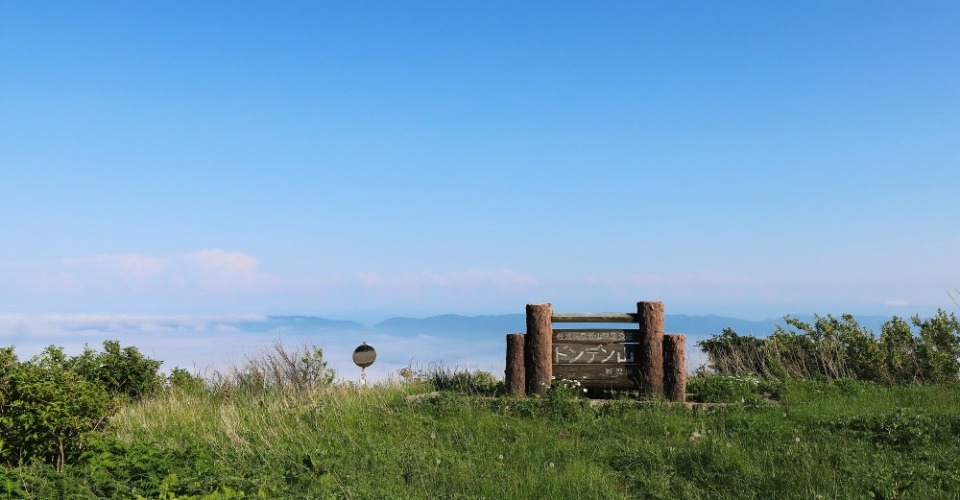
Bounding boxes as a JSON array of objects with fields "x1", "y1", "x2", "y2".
[{"x1": 352, "y1": 342, "x2": 377, "y2": 368}]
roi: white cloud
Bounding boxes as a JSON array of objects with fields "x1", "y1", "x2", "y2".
[
  {"x1": 0, "y1": 313, "x2": 267, "y2": 339},
  {"x1": 885, "y1": 299, "x2": 909, "y2": 307},
  {"x1": 178, "y1": 249, "x2": 276, "y2": 292},
  {"x1": 10, "y1": 249, "x2": 276, "y2": 296},
  {"x1": 354, "y1": 269, "x2": 538, "y2": 292}
]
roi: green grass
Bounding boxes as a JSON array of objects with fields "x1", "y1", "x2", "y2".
[{"x1": 4, "y1": 378, "x2": 960, "y2": 499}]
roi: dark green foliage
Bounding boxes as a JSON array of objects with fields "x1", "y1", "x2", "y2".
[
  {"x1": 913, "y1": 311, "x2": 960, "y2": 382},
  {"x1": 167, "y1": 367, "x2": 205, "y2": 393},
  {"x1": 699, "y1": 310, "x2": 960, "y2": 383},
  {"x1": 687, "y1": 375, "x2": 783, "y2": 404},
  {"x1": 0, "y1": 342, "x2": 163, "y2": 471},
  {"x1": 880, "y1": 317, "x2": 922, "y2": 383},
  {"x1": 1, "y1": 437, "x2": 251, "y2": 498},
  {"x1": 68, "y1": 340, "x2": 164, "y2": 401},
  {"x1": 0, "y1": 346, "x2": 113, "y2": 471}
]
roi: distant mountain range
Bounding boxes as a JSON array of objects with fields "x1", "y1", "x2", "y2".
[
  {"x1": 236, "y1": 315, "x2": 366, "y2": 334},
  {"x1": 371, "y1": 313, "x2": 894, "y2": 339},
  {"x1": 228, "y1": 313, "x2": 898, "y2": 344}
]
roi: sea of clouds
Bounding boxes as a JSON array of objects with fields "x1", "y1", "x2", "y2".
[{"x1": 0, "y1": 314, "x2": 509, "y2": 383}]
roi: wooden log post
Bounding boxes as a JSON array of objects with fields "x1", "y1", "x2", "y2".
[
  {"x1": 505, "y1": 333, "x2": 526, "y2": 396},
  {"x1": 637, "y1": 301, "x2": 665, "y2": 398},
  {"x1": 525, "y1": 303, "x2": 553, "y2": 396},
  {"x1": 662, "y1": 334, "x2": 686, "y2": 402}
]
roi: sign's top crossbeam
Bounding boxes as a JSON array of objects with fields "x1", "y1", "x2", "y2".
[{"x1": 551, "y1": 312, "x2": 637, "y2": 323}]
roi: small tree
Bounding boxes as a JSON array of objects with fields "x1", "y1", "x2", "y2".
[
  {"x1": 1, "y1": 346, "x2": 113, "y2": 471},
  {"x1": 0, "y1": 341, "x2": 164, "y2": 471}
]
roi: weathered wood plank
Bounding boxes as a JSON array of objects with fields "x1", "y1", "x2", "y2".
[{"x1": 551, "y1": 313, "x2": 638, "y2": 323}]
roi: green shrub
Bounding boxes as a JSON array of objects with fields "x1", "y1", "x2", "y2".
[
  {"x1": 167, "y1": 367, "x2": 205, "y2": 393},
  {"x1": 697, "y1": 328, "x2": 768, "y2": 376},
  {"x1": 699, "y1": 310, "x2": 960, "y2": 383},
  {"x1": 880, "y1": 317, "x2": 921, "y2": 383},
  {"x1": 0, "y1": 342, "x2": 163, "y2": 470},
  {"x1": 420, "y1": 366, "x2": 502, "y2": 395},
  {"x1": 914, "y1": 310, "x2": 960, "y2": 383},
  {"x1": 69, "y1": 340, "x2": 164, "y2": 401}
]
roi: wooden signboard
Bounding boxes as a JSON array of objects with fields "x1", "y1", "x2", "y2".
[
  {"x1": 552, "y1": 329, "x2": 642, "y2": 389},
  {"x1": 513, "y1": 302, "x2": 683, "y2": 400}
]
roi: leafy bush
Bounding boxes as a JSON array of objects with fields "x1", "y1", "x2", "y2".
[
  {"x1": 0, "y1": 342, "x2": 163, "y2": 470},
  {"x1": 696, "y1": 328, "x2": 768, "y2": 377},
  {"x1": 914, "y1": 311, "x2": 960, "y2": 383},
  {"x1": 1, "y1": 346, "x2": 113, "y2": 471},
  {"x1": 699, "y1": 310, "x2": 960, "y2": 383},
  {"x1": 167, "y1": 367, "x2": 205, "y2": 393},
  {"x1": 68, "y1": 340, "x2": 163, "y2": 400}
]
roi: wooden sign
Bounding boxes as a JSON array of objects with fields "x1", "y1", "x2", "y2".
[
  {"x1": 552, "y1": 329, "x2": 641, "y2": 389},
  {"x1": 513, "y1": 302, "x2": 684, "y2": 399}
]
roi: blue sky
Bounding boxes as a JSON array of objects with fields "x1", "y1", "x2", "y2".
[{"x1": 2, "y1": 1, "x2": 959, "y2": 322}]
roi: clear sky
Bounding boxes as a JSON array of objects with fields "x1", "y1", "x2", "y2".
[{"x1": 2, "y1": 1, "x2": 959, "y2": 322}]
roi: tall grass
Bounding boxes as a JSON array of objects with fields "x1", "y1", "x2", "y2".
[
  {"x1": 4, "y1": 342, "x2": 960, "y2": 498},
  {"x1": 206, "y1": 341, "x2": 336, "y2": 395}
]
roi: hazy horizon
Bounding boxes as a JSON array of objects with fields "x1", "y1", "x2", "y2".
[{"x1": 2, "y1": 307, "x2": 945, "y2": 383}]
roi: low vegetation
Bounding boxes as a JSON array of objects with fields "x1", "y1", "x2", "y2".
[
  {"x1": 698, "y1": 309, "x2": 960, "y2": 383},
  {"x1": 0, "y1": 310, "x2": 958, "y2": 498}
]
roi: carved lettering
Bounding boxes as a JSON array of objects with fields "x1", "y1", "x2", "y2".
[
  {"x1": 553, "y1": 330, "x2": 639, "y2": 342},
  {"x1": 552, "y1": 343, "x2": 637, "y2": 365}
]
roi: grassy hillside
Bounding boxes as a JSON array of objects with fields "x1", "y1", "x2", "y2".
[{"x1": 4, "y1": 376, "x2": 960, "y2": 499}]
